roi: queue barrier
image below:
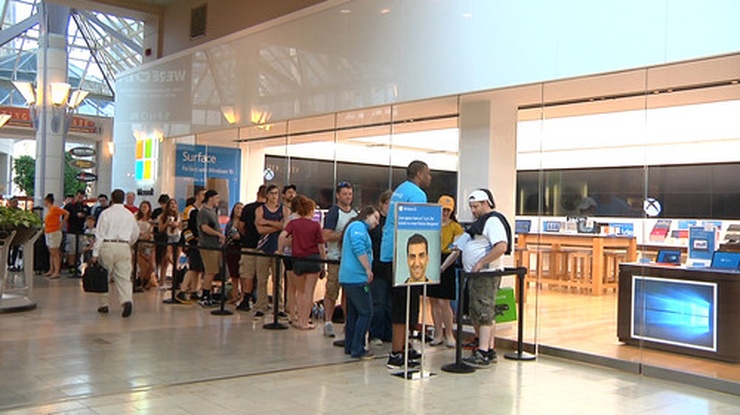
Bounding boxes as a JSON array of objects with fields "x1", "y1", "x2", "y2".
[
  {"x1": 442, "y1": 266, "x2": 534, "y2": 374},
  {"x1": 133, "y1": 239, "x2": 340, "y2": 324}
]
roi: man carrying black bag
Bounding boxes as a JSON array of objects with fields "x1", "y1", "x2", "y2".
[{"x1": 92, "y1": 189, "x2": 140, "y2": 318}]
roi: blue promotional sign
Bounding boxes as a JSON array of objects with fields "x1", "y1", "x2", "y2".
[
  {"x1": 393, "y1": 203, "x2": 442, "y2": 287},
  {"x1": 174, "y1": 144, "x2": 241, "y2": 214},
  {"x1": 688, "y1": 226, "x2": 716, "y2": 266}
]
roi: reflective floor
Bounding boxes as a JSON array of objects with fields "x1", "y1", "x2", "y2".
[{"x1": 1, "y1": 274, "x2": 739, "y2": 414}]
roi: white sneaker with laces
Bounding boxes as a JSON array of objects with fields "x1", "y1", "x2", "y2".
[{"x1": 323, "y1": 322, "x2": 336, "y2": 337}]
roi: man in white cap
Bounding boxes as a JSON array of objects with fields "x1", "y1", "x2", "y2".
[{"x1": 441, "y1": 188, "x2": 511, "y2": 368}]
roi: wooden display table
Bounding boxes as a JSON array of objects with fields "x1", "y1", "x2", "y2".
[{"x1": 516, "y1": 233, "x2": 637, "y2": 295}]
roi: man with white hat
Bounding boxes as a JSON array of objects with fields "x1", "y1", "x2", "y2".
[{"x1": 442, "y1": 188, "x2": 511, "y2": 368}]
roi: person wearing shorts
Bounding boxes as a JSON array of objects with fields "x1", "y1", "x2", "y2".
[
  {"x1": 379, "y1": 160, "x2": 432, "y2": 368},
  {"x1": 197, "y1": 190, "x2": 226, "y2": 307},
  {"x1": 322, "y1": 181, "x2": 357, "y2": 337},
  {"x1": 176, "y1": 189, "x2": 205, "y2": 304},
  {"x1": 43, "y1": 194, "x2": 69, "y2": 279},
  {"x1": 442, "y1": 188, "x2": 511, "y2": 368},
  {"x1": 237, "y1": 185, "x2": 267, "y2": 312}
]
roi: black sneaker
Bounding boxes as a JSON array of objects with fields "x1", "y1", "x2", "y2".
[
  {"x1": 198, "y1": 297, "x2": 217, "y2": 308},
  {"x1": 277, "y1": 311, "x2": 289, "y2": 319},
  {"x1": 190, "y1": 293, "x2": 200, "y2": 301},
  {"x1": 406, "y1": 347, "x2": 422, "y2": 360},
  {"x1": 236, "y1": 300, "x2": 251, "y2": 311},
  {"x1": 253, "y1": 311, "x2": 265, "y2": 319},
  {"x1": 463, "y1": 349, "x2": 490, "y2": 368},
  {"x1": 386, "y1": 352, "x2": 420, "y2": 369},
  {"x1": 485, "y1": 349, "x2": 498, "y2": 363}
]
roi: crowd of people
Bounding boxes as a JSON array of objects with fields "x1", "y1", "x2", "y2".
[{"x1": 37, "y1": 160, "x2": 512, "y2": 368}]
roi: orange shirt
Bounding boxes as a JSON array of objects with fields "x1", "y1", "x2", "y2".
[{"x1": 45, "y1": 205, "x2": 68, "y2": 233}]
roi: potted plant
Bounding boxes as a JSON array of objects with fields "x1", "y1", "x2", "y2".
[{"x1": 0, "y1": 206, "x2": 43, "y2": 246}]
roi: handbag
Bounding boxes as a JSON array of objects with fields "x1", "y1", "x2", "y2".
[{"x1": 82, "y1": 262, "x2": 109, "y2": 293}]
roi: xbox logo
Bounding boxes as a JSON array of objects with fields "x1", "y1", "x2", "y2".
[
  {"x1": 643, "y1": 198, "x2": 662, "y2": 217},
  {"x1": 263, "y1": 168, "x2": 274, "y2": 181}
]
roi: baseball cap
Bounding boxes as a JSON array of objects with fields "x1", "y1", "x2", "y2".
[
  {"x1": 438, "y1": 195, "x2": 455, "y2": 211},
  {"x1": 468, "y1": 189, "x2": 494, "y2": 207}
]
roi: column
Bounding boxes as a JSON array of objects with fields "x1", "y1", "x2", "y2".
[{"x1": 34, "y1": 3, "x2": 70, "y2": 204}]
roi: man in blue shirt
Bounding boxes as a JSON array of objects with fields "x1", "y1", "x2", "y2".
[{"x1": 379, "y1": 160, "x2": 432, "y2": 368}]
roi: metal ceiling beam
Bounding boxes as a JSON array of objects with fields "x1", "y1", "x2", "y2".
[
  {"x1": 0, "y1": 13, "x2": 40, "y2": 48},
  {"x1": 76, "y1": 8, "x2": 142, "y2": 53}
]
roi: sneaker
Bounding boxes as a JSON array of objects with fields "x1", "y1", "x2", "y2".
[
  {"x1": 406, "y1": 347, "x2": 422, "y2": 360},
  {"x1": 463, "y1": 349, "x2": 490, "y2": 368},
  {"x1": 253, "y1": 311, "x2": 265, "y2": 320},
  {"x1": 175, "y1": 292, "x2": 192, "y2": 304},
  {"x1": 430, "y1": 337, "x2": 445, "y2": 346},
  {"x1": 277, "y1": 311, "x2": 289, "y2": 319},
  {"x1": 485, "y1": 349, "x2": 498, "y2": 363},
  {"x1": 369, "y1": 338, "x2": 384, "y2": 346},
  {"x1": 323, "y1": 322, "x2": 336, "y2": 338},
  {"x1": 190, "y1": 293, "x2": 200, "y2": 301},
  {"x1": 236, "y1": 300, "x2": 251, "y2": 311},
  {"x1": 198, "y1": 297, "x2": 216, "y2": 308},
  {"x1": 386, "y1": 352, "x2": 420, "y2": 369}
]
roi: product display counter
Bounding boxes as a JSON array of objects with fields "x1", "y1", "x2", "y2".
[
  {"x1": 516, "y1": 233, "x2": 637, "y2": 295},
  {"x1": 618, "y1": 263, "x2": 740, "y2": 362}
]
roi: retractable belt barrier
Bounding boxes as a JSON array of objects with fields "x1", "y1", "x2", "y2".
[
  {"x1": 442, "y1": 266, "x2": 533, "y2": 374},
  {"x1": 133, "y1": 240, "x2": 340, "y2": 325}
]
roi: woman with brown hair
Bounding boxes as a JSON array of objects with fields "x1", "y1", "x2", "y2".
[
  {"x1": 158, "y1": 198, "x2": 182, "y2": 286},
  {"x1": 135, "y1": 201, "x2": 157, "y2": 289},
  {"x1": 278, "y1": 195, "x2": 326, "y2": 330}
]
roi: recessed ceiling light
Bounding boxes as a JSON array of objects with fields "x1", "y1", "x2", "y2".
[
  {"x1": 340, "y1": 9, "x2": 351, "y2": 14},
  {"x1": 381, "y1": 8, "x2": 390, "y2": 14},
  {"x1": 462, "y1": 12, "x2": 473, "y2": 18}
]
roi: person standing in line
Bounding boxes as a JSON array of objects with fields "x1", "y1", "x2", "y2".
[
  {"x1": 197, "y1": 190, "x2": 226, "y2": 307},
  {"x1": 321, "y1": 181, "x2": 357, "y2": 338},
  {"x1": 441, "y1": 189, "x2": 512, "y2": 368},
  {"x1": 43, "y1": 194, "x2": 69, "y2": 279},
  {"x1": 92, "y1": 194, "x2": 109, "y2": 222},
  {"x1": 379, "y1": 160, "x2": 432, "y2": 368},
  {"x1": 224, "y1": 202, "x2": 244, "y2": 304},
  {"x1": 124, "y1": 192, "x2": 138, "y2": 214},
  {"x1": 158, "y1": 198, "x2": 182, "y2": 287},
  {"x1": 63, "y1": 190, "x2": 91, "y2": 275},
  {"x1": 280, "y1": 184, "x2": 299, "y2": 322},
  {"x1": 339, "y1": 205, "x2": 380, "y2": 359},
  {"x1": 134, "y1": 201, "x2": 157, "y2": 290},
  {"x1": 236, "y1": 185, "x2": 267, "y2": 312},
  {"x1": 428, "y1": 195, "x2": 464, "y2": 348},
  {"x1": 92, "y1": 189, "x2": 140, "y2": 318},
  {"x1": 253, "y1": 184, "x2": 288, "y2": 318},
  {"x1": 278, "y1": 195, "x2": 326, "y2": 329},
  {"x1": 151, "y1": 194, "x2": 170, "y2": 285},
  {"x1": 175, "y1": 189, "x2": 206, "y2": 304},
  {"x1": 368, "y1": 190, "x2": 392, "y2": 345}
]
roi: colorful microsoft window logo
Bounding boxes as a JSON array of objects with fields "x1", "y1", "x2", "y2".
[{"x1": 135, "y1": 136, "x2": 158, "y2": 182}]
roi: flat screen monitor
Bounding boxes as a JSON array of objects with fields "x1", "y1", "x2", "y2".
[
  {"x1": 710, "y1": 251, "x2": 740, "y2": 270},
  {"x1": 514, "y1": 219, "x2": 531, "y2": 234},
  {"x1": 631, "y1": 276, "x2": 716, "y2": 351},
  {"x1": 656, "y1": 249, "x2": 681, "y2": 264}
]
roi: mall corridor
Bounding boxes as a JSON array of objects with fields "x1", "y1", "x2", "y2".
[{"x1": 0, "y1": 274, "x2": 738, "y2": 414}]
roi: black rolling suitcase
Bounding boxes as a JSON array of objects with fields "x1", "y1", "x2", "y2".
[{"x1": 33, "y1": 234, "x2": 50, "y2": 274}]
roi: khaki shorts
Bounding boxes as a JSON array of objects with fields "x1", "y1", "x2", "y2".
[
  {"x1": 238, "y1": 249, "x2": 258, "y2": 279},
  {"x1": 468, "y1": 274, "x2": 501, "y2": 326},
  {"x1": 45, "y1": 231, "x2": 63, "y2": 249},
  {"x1": 201, "y1": 249, "x2": 222, "y2": 275},
  {"x1": 324, "y1": 263, "x2": 340, "y2": 302}
]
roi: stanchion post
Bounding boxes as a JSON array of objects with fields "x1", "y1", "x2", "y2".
[
  {"x1": 212, "y1": 246, "x2": 233, "y2": 316},
  {"x1": 263, "y1": 254, "x2": 289, "y2": 330},
  {"x1": 441, "y1": 268, "x2": 475, "y2": 374},
  {"x1": 504, "y1": 267, "x2": 536, "y2": 361}
]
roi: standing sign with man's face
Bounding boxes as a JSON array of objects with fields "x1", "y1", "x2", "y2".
[{"x1": 393, "y1": 203, "x2": 441, "y2": 287}]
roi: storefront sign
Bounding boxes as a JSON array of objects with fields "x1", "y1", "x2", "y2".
[
  {"x1": 75, "y1": 172, "x2": 98, "y2": 182},
  {"x1": 69, "y1": 147, "x2": 96, "y2": 157},
  {"x1": 174, "y1": 144, "x2": 241, "y2": 213},
  {"x1": 69, "y1": 159, "x2": 96, "y2": 169}
]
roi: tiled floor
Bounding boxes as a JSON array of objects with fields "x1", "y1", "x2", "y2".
[{"x1": 2, "y1": 273, "x2": 740, "y2": 414}]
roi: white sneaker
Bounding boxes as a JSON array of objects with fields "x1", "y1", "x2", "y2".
[
  {"x1": 323, "y1": 322, "x2": 336, "y2": 338},
  {"x1": 370, "y1": 338, "x2": 383, "y2": 346}
]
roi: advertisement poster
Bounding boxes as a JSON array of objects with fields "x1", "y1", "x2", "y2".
[
  {"x1": 393, "y1": 203, "x2": 441, "y2": 287},
  {"x1": 174, "y1": 144, "x2": 241, "y2": 216},
  {"x1": 688, "y1": 226, "x2": 716, "y2": 266}
]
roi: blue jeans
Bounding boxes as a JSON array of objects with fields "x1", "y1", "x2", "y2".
[
  {"x1": 343, "y1": 283, "x2": 373, "y2": 357},
  {"x1": 369, "y1": 261, "x2": 392, "y2": 342}
]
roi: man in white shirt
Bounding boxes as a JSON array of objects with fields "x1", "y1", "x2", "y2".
[
  {"x1": 442, "y1": 189, "x2": 511, "y2": 368},
  {"x1": 92, "y1": 189, "x2": 140, "y2": 318}
]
